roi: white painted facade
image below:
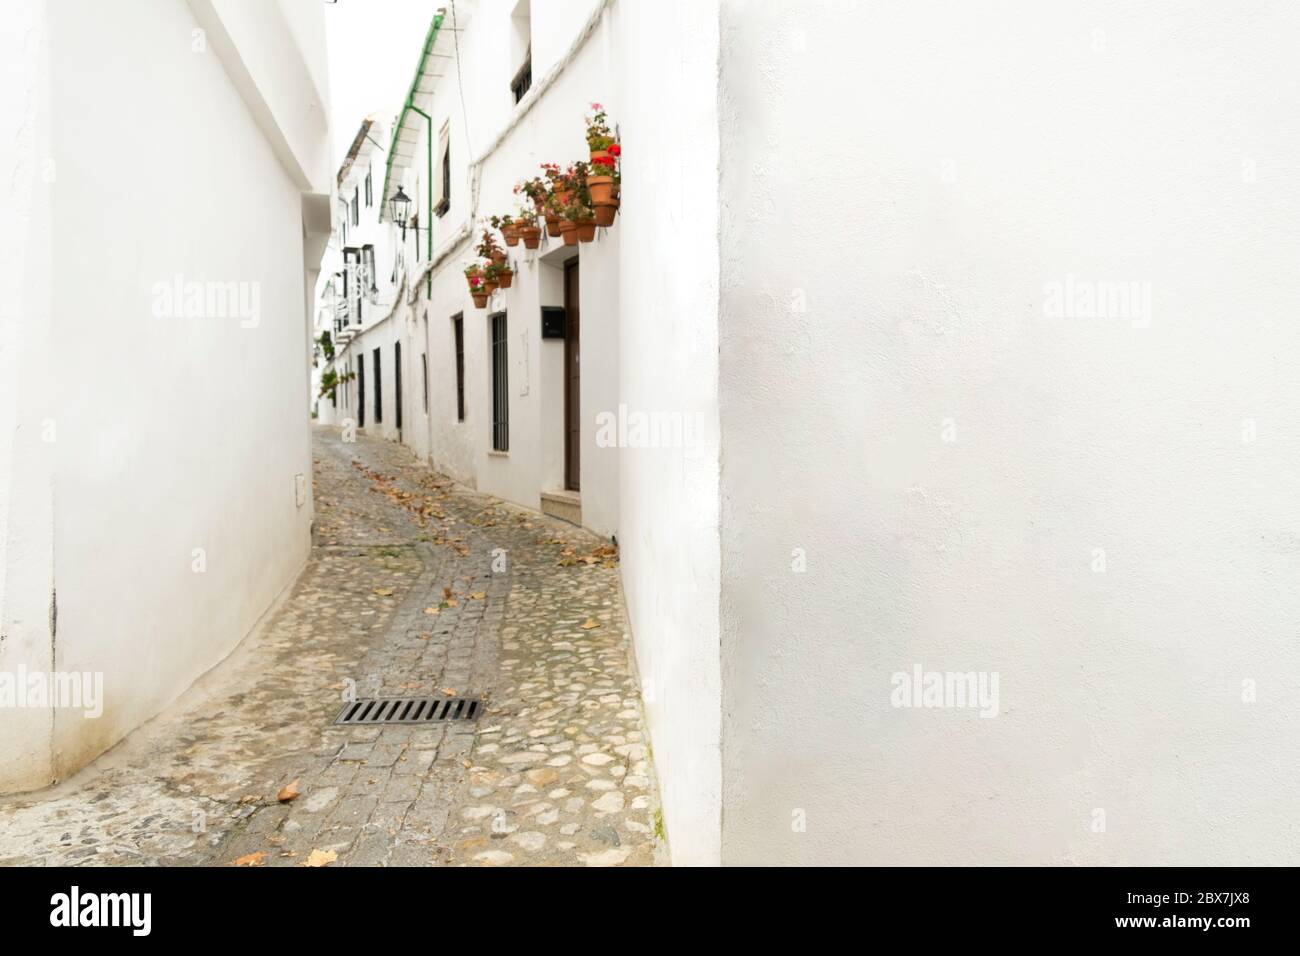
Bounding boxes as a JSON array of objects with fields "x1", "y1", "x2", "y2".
[
  {"x1": 330, "y1": 0, "x2": 1300, "y2": 867},
  {"x1": 0, "y1": 0, "x2": 331, "y2": 793},
  {"x1": 716, "y1": 0, "x2": 1300, "y2": 865},
  {"x1": 318, "y1": 0, "x2": 723, "y2": 863}
]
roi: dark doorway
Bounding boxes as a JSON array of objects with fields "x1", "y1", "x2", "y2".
[
  {"x1": 357, "y1": 358, "x2": 365, "y2": 427},
  {"x1": 373, "y1": 347, "x2": 383, "y2": 424},
  {"x1": 564, "y1": 259, "x2": 580, "y2": 491},
  {"x1": 395, "y1": 341, "x2": 403, "y2": 433}
]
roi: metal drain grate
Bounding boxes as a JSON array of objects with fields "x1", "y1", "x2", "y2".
[{"x1": 334, "y1": 696, "x2": 482, "y2": 725}]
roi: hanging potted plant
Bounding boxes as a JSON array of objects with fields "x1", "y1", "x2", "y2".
[
  {"x1": 588, "y1": 150, "x2": 618, "y2": 205},
  {"x1": 586, "y1": 103, "x2": 616, "y2": 164},
  {"x1": 469, "y1": 273, "x2": 488, "y2": 308},
  {"x1": 477, "y1": 226, "x2": 506, "y2": 265},
  {"x1": 558, "y1": 215, "x2": 578, "y2": 246},
  {"x1": 544, "y1": 195, "x2": 564, "y2": 238},
  {"x1": 514, "y1": 205, "x2": 542, "y2": 249},
  {"x1": 496, "y1": 260, "x2": 514, "y2": 289},
  {"x1": 464, "y1": 262, "x2": 484, "y2": 290},
  {"x1": 590, "y1": 144, "x2": 620, "y2": 226},
  {"x1": 482, "y1": 260, "x2": 501, "y2": 294},
  {"x1": 492, "y1": 214, "x2": 519, "y2": 247},
  {"x1": 562, "y1": 202, "x2": 596, "y2": 244},
  {"x1": 515, "y1": 175, "x2": 549, "y2": 214}
]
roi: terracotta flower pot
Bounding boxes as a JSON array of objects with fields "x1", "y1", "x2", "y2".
[
  {"x1": 471, "y1": 291, "x2": 489, "y2": 308},
  {"x1": 520, "y1": 227, "x2": 541, "y2": 249},
  {"x1": 503, "y1": 224, "x2": 520, "y2": 247},
  {"x1": 590, "y1": 148, "x2": 610, "y2": 164},
  {"x1": 576, "y1": 221, "x2": 597, "y2": 243},
  {"x1": 559, "y1": 220, "x2": 578, "y2": 246},
  {"x1": 545, "y1": 214, "x2": 562, "y2": 238},
  {"x1": 483, "y1": 279, "x2": 499, "y2": 294},
  {"x1": 490, "y1": 249, "x2": 507, "y2": 265},
  {"x1": 497, "y1": 270, "x2": 514, "y2": 289},
  {"x1": 593, "y1": 200, "x2": 618, "y2": 227},
  {"x1": 588, "y1": 175, "x2": 615, "y2": 205}
]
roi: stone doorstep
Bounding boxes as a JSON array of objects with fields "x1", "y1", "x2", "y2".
[{"x1": 540, "y1": 489, "x2": 581, "y2": 527}]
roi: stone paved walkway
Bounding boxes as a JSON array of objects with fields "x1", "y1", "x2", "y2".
[{"x1": 0, "y1": 426, "x2": 664, "y2": 867}]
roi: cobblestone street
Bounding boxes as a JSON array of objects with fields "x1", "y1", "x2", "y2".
[{"x1": 0, "y1": 426, "x2": 664, "y2": 867}]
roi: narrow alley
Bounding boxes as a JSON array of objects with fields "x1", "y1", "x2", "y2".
[{"x1": 0, "y1": 427, "x2": 663, "y2": 867}]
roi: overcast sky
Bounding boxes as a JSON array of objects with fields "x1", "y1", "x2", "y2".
[{"x1": 324, "y1": 0, "x2": 442, "y2": 168}]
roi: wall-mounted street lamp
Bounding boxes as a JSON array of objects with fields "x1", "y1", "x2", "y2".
[{"x1": 389, "y1": 187, "x2": 412, "y2": 239}]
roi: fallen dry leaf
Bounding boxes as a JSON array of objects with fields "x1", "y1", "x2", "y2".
[
  {"x1": 277, "y1": 779, "x2": 301, "y2": 803},
  {"x1": 373, "y1": 587, "x2": 395, "y2": 596},
  {"x1": 469, "y1": 591, "x2": 486, "y2": 600},
  {"x1": 233, "y1": 851, "x2": 267, "y2": 867},
  {"x1": 581, "y1": 618, "x2": 601, "y2": 630},
  {"x1": 302, "y1": 849, "x2": 337, "y2": 867},
  {"x1": 423, "y1": 606, "x2": 440, "y2": 615}
]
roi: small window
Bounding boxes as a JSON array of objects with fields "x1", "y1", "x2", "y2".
[
  {"x1": 343, "y1": 248, "x2": 362, "y2": 324},
  {"x1": 510, "y1": 52, "x2": 532, "y2": 104},
  {"x1": 490, "y1": 312, "x2": 508, "y2": 451},
  {"x1": 510, "y1": 2, "x2": 532, "y2": 104},
  {"x1": 362, "y1": 244, "x2": 376, "y2": 293},
  {"x1": 373, "y1": 347, "x2": 383, "y2": 424},
  {"x1": 453, "y1": 313, "x2": 465, "y2": 422},
  {"x1": 351, "y1": 187, "x2": 359, "y2": 226},
  {"x1": 422, "y1": 352, "x2": 429, "y2": 413},
  {"x1": 364, "y1": 167, "x2": 373, "y2": 207},
  {"x1": 435, "y1": 126, "x2": 451, "y2": 217}
]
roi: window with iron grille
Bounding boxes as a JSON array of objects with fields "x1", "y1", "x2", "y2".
[
  {"x1": 453, "y1": 313, "x2": 465, "y2": 422},
  {"x1": 373, "y1": 347, "x2": 383, "y2": 424},
  {"x1": 490, "y1": 312, "x2": 508, "y2": 451}
]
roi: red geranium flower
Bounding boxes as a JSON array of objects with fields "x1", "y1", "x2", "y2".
[{"x1": 608, "y1": 144, "x2": 621, "y2": 157}]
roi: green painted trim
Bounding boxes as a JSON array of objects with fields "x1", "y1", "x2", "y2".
[
  {"x1": 380, "y1": 10, "x2": 444, "y2": 232},
  {"x1": 411, "y1": 105, "x2": 434, "y2": 288}
]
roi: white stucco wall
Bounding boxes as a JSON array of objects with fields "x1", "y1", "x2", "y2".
[
  {"x1": 0, "y1": 0, "x2": 329, "y2": 792},
  {"x1": 0, "y1": 0, "x2": 58, "y2": 792},
  {"x1": 717, "y1": 0, "x2": 1300, "y2": 864},
  {"x1": 374, "y1": 0, "x2": 625, "y2": 533},
  {"x1": 612, "y1": 0, "x2": 722, "y2": 865}
]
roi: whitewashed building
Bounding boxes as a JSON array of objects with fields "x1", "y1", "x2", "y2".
[
  {"x1": 320, "y1": 0, "x2": 722, "y2": 864},
  {"x1": 325, "y1": 0, "x2": 1300, "y2": 868},
  {"x1": 0, "y1": 0, "x2": 331, "y2": 793}
]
